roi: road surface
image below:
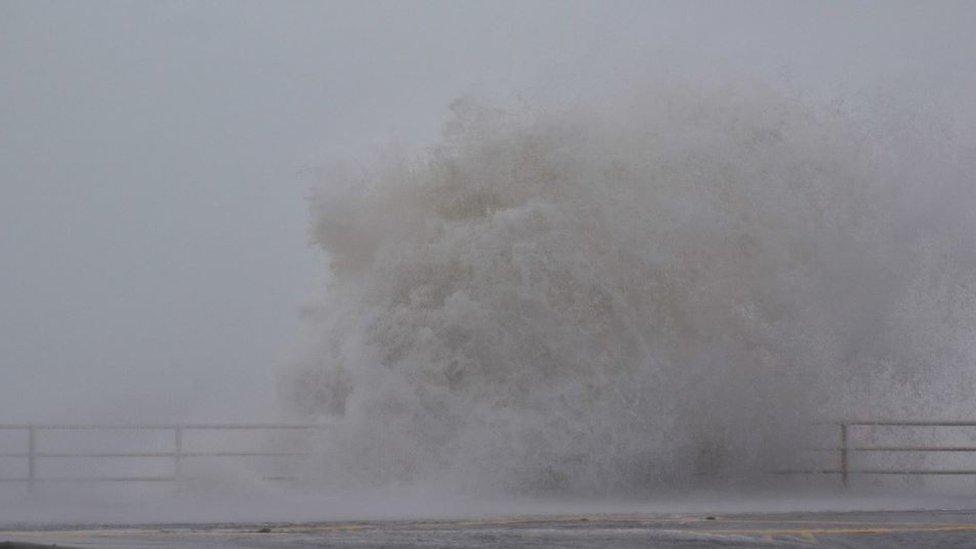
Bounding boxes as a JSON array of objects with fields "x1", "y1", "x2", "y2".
[{"x1": 6, "y1": 509, "x2": 976, "y2": 547}]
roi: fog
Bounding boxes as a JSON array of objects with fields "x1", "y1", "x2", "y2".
[{"x1": 2, "y1": 0, "x2": 976, "y2": 521}]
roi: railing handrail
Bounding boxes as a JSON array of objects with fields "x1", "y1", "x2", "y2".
[
  {"x1": 839, "y1": 420, "x2": 976, "y2": 427},
  {"x1": 0, "y1": 423, "x2": 327, "y2": 430},
  {"x1": 8, "y1": 420, "x2": 976, "y2": 487},
  {"x1": 0, "y1": 422, "x2": 328, "y2": 485},
  {"x1": 788, "y1": 420, "x2": 976, "y2": 487}
]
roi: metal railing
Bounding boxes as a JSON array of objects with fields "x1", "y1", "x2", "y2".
[
  {"x1": 7, "y1": 420, "x2": 976, "y2": 487},
  {"x1": 789, "y1": 421, "x2": 976, "y2": 487},
  {"x1": 0, "y1": 423, "x2": 325, "y2": 484}
]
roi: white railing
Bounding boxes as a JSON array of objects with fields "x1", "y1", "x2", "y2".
[
  {"x1": 0, "y1": 423, "x2": 325, "y2": 484},
  {"x1": 785, "y1": 420, "x2": 976, "y2": 487},
  {"x1": 8, "y1": 420, "x2": 975, "y2": 487}
]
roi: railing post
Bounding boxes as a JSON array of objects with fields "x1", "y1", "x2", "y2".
[
  {"x1": 27, "y1": 425, "x2": 36, "y2": 490},
  {"x1": 840, "y1": 422, "x2": 849, "y2": 488},
  {"x1": 174, "y1": 426, "x2": 183, "y2": 482}
]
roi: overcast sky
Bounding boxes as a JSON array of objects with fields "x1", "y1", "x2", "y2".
[{"x1": 2, "y1": 1, "x2": 974, "y2": 423}]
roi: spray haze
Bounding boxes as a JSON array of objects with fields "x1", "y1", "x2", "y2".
[
  {"x1": 279, "y1": 82, "x2": 976, "y2": 493},
  {"x1": 4, "y1": 0, "x2": 976, "y2": 526}
]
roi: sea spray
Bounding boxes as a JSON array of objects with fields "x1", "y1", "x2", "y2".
[{"x1": 279, "y1": 82, "x2": 976, "y2": 493}]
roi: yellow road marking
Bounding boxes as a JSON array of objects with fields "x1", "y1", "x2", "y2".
[
  {"x1": 703, "y1": 524, "x2": 976, "y2": 537},
  {"x1": 799, "y1": 530, "x2": 818, "y2": 542},
  {"x1": 709, "y1": 518, "x2": 976, "y2": 526}
]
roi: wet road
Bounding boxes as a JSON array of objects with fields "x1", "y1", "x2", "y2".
[{"x1": 6, "y1": 510, "x2": 976, "y2": 548}]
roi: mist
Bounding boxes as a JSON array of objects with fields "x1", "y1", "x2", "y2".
[
  {"x1": 280, "y1": 80, "x2": 976, "y2": 493},
  {"x1": 3, "y1": 0, "x2": 976, "y2": 524}
]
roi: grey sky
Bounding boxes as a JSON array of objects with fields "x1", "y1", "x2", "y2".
[{"x1": 2, "y1": 1, "x2": 974, "y2": 422}]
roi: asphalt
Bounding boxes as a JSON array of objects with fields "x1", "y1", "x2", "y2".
[{"x1": 6, "y1": 509, "x2": 976, "y2": 548}]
